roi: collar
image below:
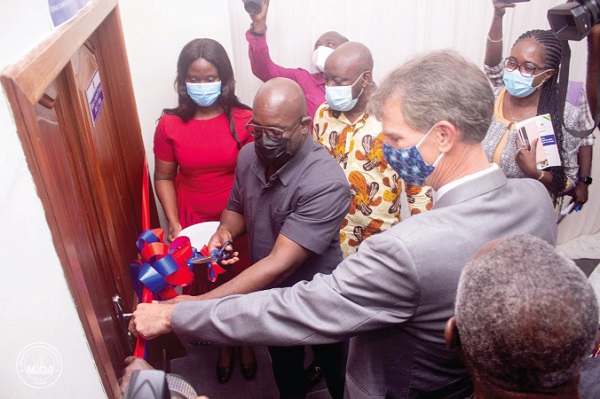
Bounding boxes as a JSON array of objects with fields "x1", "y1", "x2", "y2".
[
  {"x1": 434, "y1": 164, "x2": 500, "y2": 203},
  {"x1": 495, "y1": 87, "x2": 511, "y2": 125}
]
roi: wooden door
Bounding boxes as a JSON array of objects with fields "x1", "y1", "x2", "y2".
[{"x1": 1, "y1": 2, "x2": 157, "y2": 397}]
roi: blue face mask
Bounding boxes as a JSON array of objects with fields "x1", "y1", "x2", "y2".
[
  {"x1": 382, "y1": 124, "x2": 443, "y2": 186},
  {"x1": 186, "y1": 81, "x2": 221, "y2": 107},
  {"x1": 502, "y1": 69, "x2": 543, "y2": 98},
  {"x1": 325, "y1": 72, "x2": 365, "y2": 112}
]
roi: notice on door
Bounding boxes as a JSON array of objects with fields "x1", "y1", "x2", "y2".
[
  {"x1": 85, "y1": 70, "x2": 104, "y2": 126},
  {"x1": 47, "y1": 0, "x2": 92, "y2": 28}
]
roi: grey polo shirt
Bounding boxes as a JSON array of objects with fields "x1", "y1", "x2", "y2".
[{"x1": 227, "y1": 136, "x2": 351, "y2": 287}]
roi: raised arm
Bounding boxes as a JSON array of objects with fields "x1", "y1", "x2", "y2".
[
  {"x1": 485, "y1": 1, "x2": 515, "y2": 67},
  {"x1": 244, "y1": 0, "x2": 314, "y2": 83},
  {"x1": 246, "y1": 0, "x2": 268, "y2": 34},
  {"x1": 587, "y1": 25, "x2": 600, "y2": 118}
]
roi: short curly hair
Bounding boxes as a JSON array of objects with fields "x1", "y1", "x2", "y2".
[{"x1": 455, "y1": 235, "x2": 598, "y2": 392}]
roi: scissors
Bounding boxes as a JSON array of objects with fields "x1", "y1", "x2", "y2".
[{"x1": 189, "y1": 240, "x2": 235, "y2": 265}]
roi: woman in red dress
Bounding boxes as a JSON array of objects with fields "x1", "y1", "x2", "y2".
[{"x1": 153, "y1": 38, "x2": 256, "y2": 384}]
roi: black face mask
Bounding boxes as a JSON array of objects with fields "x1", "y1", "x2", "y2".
[{"x1": 254, "y1": 135, "x2": 295, "y2": 168}]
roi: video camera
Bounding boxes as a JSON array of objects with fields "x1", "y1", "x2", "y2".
[{"x1": 548, "y1": 0, "x2": 600, "y2": 41}]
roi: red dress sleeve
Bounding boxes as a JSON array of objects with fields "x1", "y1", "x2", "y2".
[{"x1": 153, "y1": 115, "x2": 176, "y2": 162}]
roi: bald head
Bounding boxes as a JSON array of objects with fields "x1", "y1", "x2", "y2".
[
  {"x1": 314, "y1": 31, "x2": 349, "y2": 50},
  {"x1": 251, "y1": 78, "x2": 311, "y2": 169},
  {"x1": 325, "y1": 42, "x2": 373, "y2": 77},
  {"x1": 253, "y1": 77, "x2": 307, "y2": 122}
]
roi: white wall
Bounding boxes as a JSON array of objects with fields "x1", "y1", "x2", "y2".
[{"x1": 0, "y1": 0, "x2": 105, "y2": 398}]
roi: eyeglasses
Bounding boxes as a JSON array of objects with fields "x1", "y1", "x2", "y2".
[
  {"x1": 245, "y1": 116, "x2": 305, "y2": 142},
  {"x1": 503, "y1": 58, "x2": 548, "y2": 78}
]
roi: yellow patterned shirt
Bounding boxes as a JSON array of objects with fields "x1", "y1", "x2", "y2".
[{"x1": 313, "y1": 103, "x2": 433, "y2": 258}]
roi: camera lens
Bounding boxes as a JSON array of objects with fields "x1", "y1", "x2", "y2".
[{"x1": 548, "y1": 0, "x2": 600, "y2": 41}]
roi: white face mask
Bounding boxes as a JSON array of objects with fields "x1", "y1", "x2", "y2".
[
  {"x1": 312, "y1": 46, "x2": 334, "y2": 73},
  {"x1": 325, "y1": 72, "x2": 365, "y2": 112}
]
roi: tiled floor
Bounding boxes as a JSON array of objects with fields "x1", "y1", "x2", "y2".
[
  {"x1": 170, "y1": 345, "x2": 331, "y2": 399},
  {"x1": 169, "y1": 258, "x2": 599, "y2": 399}
]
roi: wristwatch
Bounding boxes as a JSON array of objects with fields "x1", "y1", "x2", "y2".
[{"x1": 579, "y1": 176, "x2": 593, "y2": 185}]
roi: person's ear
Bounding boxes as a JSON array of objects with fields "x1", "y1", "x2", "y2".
[
  {"x1": 444, "y1": 316, "x2": 460, "y2": 350},
  {"x1": 361, "y1": 71, "x2": 373, "y2": 87},
  {"x1": 539, "y1": 68, "x2": 555, "y2": 86},
  {"x1": 300, "y1": 116, "x2": 312, "y2": 133},
  {"x1": 434, "y1": 120, "x2": 458, "y2": 154}
]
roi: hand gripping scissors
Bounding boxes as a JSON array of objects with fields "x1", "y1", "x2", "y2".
[{"x1": 189, "y1": 241, "x2": 235, "y2": 265}]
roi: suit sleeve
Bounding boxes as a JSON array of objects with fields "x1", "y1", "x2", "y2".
[{"x1": 171, "y1": 232, "x2": 420, "y2": 346}]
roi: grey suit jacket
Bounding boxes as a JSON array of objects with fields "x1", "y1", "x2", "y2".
[{"x1": 172, "y1": 167, "x2": 557, "y2": 398}]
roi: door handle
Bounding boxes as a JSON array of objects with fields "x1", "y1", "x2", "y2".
[{"x1": 112, "y1": 295, "x2": 135, "y2": 353}]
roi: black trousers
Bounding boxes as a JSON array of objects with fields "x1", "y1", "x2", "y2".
[{"x1": 268, "y1": 341, "x2": 346, "y2": 399}]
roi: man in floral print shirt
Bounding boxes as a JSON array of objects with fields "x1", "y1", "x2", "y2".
[{"x1": 313, "y1": 42, "x2": 432, "y2": 257}]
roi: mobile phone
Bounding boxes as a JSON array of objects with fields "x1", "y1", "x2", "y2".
[
  {"x1": 517, "y1": 127, "x2": 531, "y2": 151},
  {"x1": 557, "y1": 202, "x2": 575, "y2": 223}
]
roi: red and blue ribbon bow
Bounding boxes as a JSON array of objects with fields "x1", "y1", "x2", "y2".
[{"x1": 130, "y1": 228, "x2": 196, "y2": 301}]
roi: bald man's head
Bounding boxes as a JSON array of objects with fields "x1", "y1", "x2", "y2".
[
  {"x1": 253, "y1": 77, "x2": 307, "y2": 121},
  {"x1": 251, "y1": 78, "x2": 311, "y2": 170},
  {"x1": 323, "y1": 42, "x2": 375, "y2": 112},
  {"x1": 314, "y1": 31, "x2": 349, "y2": 50},
  {"x1": 326, "y1": 42, "x2": 374, "y2": 76}
]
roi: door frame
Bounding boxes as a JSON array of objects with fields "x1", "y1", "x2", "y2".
[{"x1": 1, "y1": 1, "x2": 146, "y2": 396}]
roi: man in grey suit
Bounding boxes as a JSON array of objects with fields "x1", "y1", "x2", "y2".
[{"x1": 133, "y1": 50, "x2": 557, "y2": 398}]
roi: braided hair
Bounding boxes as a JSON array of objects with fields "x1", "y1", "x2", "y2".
[
  {"x1": 513, "y1": 30, "x2": 568, "y2": 204},
  {"x1": 163, "y1": 38, "x2": 250, "y2": 149}
]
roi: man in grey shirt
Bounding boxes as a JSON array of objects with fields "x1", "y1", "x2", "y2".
[{"x1": 162, "y1": 77, "x2": 351, "y2": 399}]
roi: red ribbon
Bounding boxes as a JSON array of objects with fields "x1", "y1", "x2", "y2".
[{"x1": 198, "y1": 245, "x2": 227, "y2": 283}]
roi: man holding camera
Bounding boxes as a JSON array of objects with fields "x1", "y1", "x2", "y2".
[{"x1": 243, "y1": 0, "x2": 348, "y2": 119}]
